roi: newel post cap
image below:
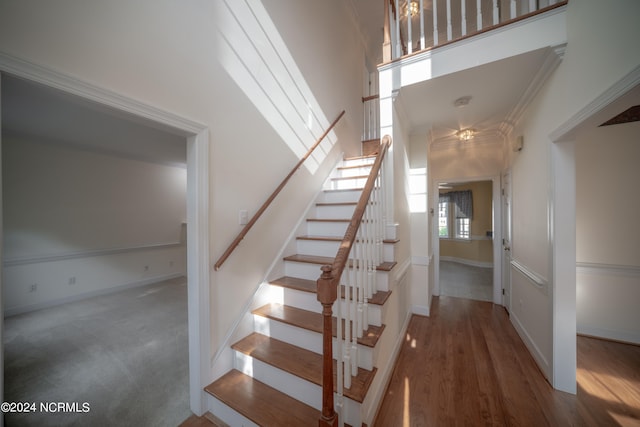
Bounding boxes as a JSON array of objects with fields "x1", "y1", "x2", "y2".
[{"x1": 316, "y1": 265, "x2": 337, "y2": 304}]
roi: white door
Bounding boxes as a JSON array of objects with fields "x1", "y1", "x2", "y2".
[{"x1": 501, "y1": 170, "x2": 512, "y2": 311}]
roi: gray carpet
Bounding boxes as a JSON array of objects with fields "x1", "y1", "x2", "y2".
[
  {"x1": 3, "y1": 277, "x2": 190, "y2": 427},
  {"x1": 440, "y1": 260, "x2": 493, "y2": 302}
]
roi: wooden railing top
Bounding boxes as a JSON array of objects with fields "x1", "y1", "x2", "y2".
[{"x1": 214, "y1": 110, "x2": 345, "y2": 271}]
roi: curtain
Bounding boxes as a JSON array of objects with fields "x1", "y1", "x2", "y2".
[{"x1": 439, "y1": 190, "x2": 473, "y2": 219}]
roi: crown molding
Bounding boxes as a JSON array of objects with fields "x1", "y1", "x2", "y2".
[
  {"x1": 0, "y1": 51, "x2": 207, "y2": 135},
  {"x1": 549, "y1": 63, "x2": 640, "y2": 142}
]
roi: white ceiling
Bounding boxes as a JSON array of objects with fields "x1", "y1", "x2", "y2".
[
  {"x1": 1, "y1": 74, "x2": 187, "y2": 167},
  {"x1": 396, "y1": 47, "x2": 552, "y2": 142}
]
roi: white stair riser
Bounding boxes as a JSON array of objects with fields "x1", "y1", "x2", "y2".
[
  {"x1": 326, "y1": 177, "x2": 369, "y2": 190},
  {"x1": 306, "y1": 221, "x2": 349, "y2": 236},
  {"x1": 342, "y1": 158, "x2": 375, "y2": 168},
  {"x1": 253, "y1": 315, "x2": 375, "y2": 370},
  {"x1": 337, "y1": 166, "x2": 373, "y2": 178},
  {"x1": 208, "y1": 396, "x2": 259, "y2": 427},
  {"x1": 296, "y1": 238, "x2": 395, "y2": 262},
  {"x1": 313, "y1": 204, "x2": 356, "y2": 219},
  {"x1": 234, "y1": 352, "x2": 365, "y2": 427},
  {"x1": 318, "y1": 189, "x2": 362, "y2": 204},
  {"x1": 234, "y1": 352, "x2": 321, "y2": 411},
  {"x1": 277, "y1": 285, "x2": 383, "y2": 327},
  {"x1": 284, "y1": 261, "x2": 390, "y2": 291}
]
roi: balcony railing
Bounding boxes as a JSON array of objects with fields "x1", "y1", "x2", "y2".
[{"x1": 383, "y1": 0, "x2": 568, "y2": 62}]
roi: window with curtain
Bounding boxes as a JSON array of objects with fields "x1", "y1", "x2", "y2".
[{"x1": 439, "y1": 190, "x2": 473, "y2": 239}]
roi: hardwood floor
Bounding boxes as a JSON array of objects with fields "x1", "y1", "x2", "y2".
[{"x1": 374, "y1": 296, "x2": 640, "y2": 426}]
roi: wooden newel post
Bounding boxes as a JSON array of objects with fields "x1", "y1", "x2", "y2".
[{"x1": 317, "y1": 265, "x2": 339, "y2": 427}]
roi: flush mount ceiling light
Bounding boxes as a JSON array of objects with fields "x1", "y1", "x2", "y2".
[
  {"x1": 403, "y1": 1, "x2": 419, "y2": 17},
  {"x1": 453, "y1": 96, "x2": 472, "y2": 108},
  {"x1": 456, "y1": 128, "x2": 476, "y2": 141}
]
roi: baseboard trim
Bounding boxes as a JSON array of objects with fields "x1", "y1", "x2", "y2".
[
  {"x1": 510, "y1": 311, "x2": 551, "y2": 381},
  {"x1": 440, "y1": 256, "x2": 492, "y2": 269},
  {"x1": 577, "y1": 325, "x2": 640, "y2": 346},
  {"x1": 3, "y1": 273, "x2": 185, "y2": 318}
]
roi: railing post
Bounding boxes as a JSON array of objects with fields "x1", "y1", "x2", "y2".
[
  {"x1": 383, "y1": 0, "x2": 392, "y2": 62},
  {"x1": 317, "y1": 265, "x2": 338, "y2": 427}
]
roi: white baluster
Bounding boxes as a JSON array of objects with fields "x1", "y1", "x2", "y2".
[
  {"x1": 492, "y1": 0, "x2": 499, "y2": 25},
  {"x1": 510, "y1": 0, "x2": 516, "y2": 19},
  {"x1": 461, "y1": 0, "x2": 467, "y2": 36},
  {"x1": 419, "y1": 0, "x2": 425, "y2": 50},
  {"x1": 407, "y1": 0, "x2": 413, "y2": 54},
  {"x1": 343, "y1": 267, "x2": 352, "y2": 389},
  {"x1": 356, "y1": 228, "x2": 364, "y2": 338},
  {"x1": 432, "y1": 0, "x2": 438, "y2": 46},
  {"x1": 476, "y1": 0, "x2": 483, "y2": 31},
  {"x1": 349, "y1": 262, "x2": 358, "y2": 380},
  {"x1": 446, "y1": 0, "x2": 452, "y2": 41},
  {"x1": 395, "y1": 0, "x2": 401, "y2": 57},
  {"x1": 529, "y1": 0, "x2": 537, "y2": 13}
]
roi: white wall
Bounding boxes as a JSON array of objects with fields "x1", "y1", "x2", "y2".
[
  {"x1": 506, "y1": 0, "x2": 640, "y2": 383},
  {"x1": 0, "y1": 0, "x2": 365, "y2": 356},
  {"x1": 576, "y1": 121, "x2": 640, "y2": 344},
  {"x1": 2, "y1": 135, "x2": 187, "y2": 315}
]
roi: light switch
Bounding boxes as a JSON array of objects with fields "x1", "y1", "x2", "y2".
[{"x1": 239, "y1": 209, "x2": 249, "y2": 225}]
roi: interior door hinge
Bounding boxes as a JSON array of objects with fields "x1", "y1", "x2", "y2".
[{"x1": 502, "y1": 288, "x2": 505, "y2": 295}]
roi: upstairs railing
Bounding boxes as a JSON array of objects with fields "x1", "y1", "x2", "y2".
[
  {"x1": 317, "y1": 135, "x2": 391, "y2": 427},
  {"x1": 383, "y1": 0, "x2": 568, "y2": 62},
  {"x1": 214, "y1": 110, "x2": 345, "y2": 271}
]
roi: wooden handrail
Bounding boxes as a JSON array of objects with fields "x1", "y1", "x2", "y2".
[
  {"x1": 316, "y1": 134, "x2": 391, "y2": 427},
  {"x1": 214, "y1": 110, "x2": 345, "y2": 271}
]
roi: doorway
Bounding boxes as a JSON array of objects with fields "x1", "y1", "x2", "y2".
[
  {"x1": 433, "y1": 176, "x2": 503, "y2": 305},
  {"x1": 0, "y1": 60, "x2": 210, "y2": 418}
]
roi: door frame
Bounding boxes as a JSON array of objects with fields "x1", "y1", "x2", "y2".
[
  {"x1": 0, "y1": 53, "x2": 211, "y2": 415},
  {"x1": 432, "y1": 175, "x2": 503, "y2": 305},
  {"x1": 501, "y1": 169, "x2": 512, "y2": 311}
]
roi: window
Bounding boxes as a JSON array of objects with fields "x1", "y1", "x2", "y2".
[
  {"x1": 439, "y1": 190, "x2": 472, "y2": 239},
  {"x1": 438, "y1": 202, "x2": 449, "y2": 237}
]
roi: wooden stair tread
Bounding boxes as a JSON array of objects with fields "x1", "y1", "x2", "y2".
[
  {"x1": 232, "y1": 333, "x2": 376, "y2": 403},
  {"x1": 331, "y1": 175, "x2": 369, "y2": 181},
  {"x1": 252, "y1": 303, "x2": 384, "y2": 348},
  {"x1": 337, "y1": 164, "x2": 372, "y2": 170},
  {"x1": 316, "y1": 202, "x2": 358, "y2": 206},
  {"x1": 343, "y1": 154, "x2": 377, "y2": 161},
  {"x1": 205, "y1": 370, "x2": 320, "y2": 426},
  {"x1": 323, "y1": 187, "x2": 364, "y2": 193},
  {"x1": 297, "y1": 235, "x2": 399, "y2": 244},
  {"x1": 269, "y1": 276, "x2": 391, "y2": 306},
  {"x1": 284, "y1": 254, "x2": 397, "y2": 272}
]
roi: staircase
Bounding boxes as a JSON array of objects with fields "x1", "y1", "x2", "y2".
[{"x1": 205, "y1": 153, "x2": 397, "y2": 426}]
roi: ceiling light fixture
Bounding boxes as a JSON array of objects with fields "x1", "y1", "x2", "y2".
[
  {"x1": 457, "y1": 128, "x2": 475, "y2": 141},
  {"x1": 453, "y1": 96, "x2": 472, "y2": 108},
  {"x1": 403, "y1": 1, "x2": 419, "y2": 17}
]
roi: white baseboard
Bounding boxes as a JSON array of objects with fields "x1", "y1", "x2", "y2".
[
  {"x1": 510, "y1": 311, "x2": 551, "y2": 380},
  {"x1": 412, "y1": 305, "x2": 430, "y2": 317},
  {"x1": 4, "y1": 273, "x2": 184, "y2": 317},
  {"x1": 440, "y1": 256, "x2": 492, "y2": 268},
  {"x1": 577, "y1": 325, "x2": 640, "y2": 346}
]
